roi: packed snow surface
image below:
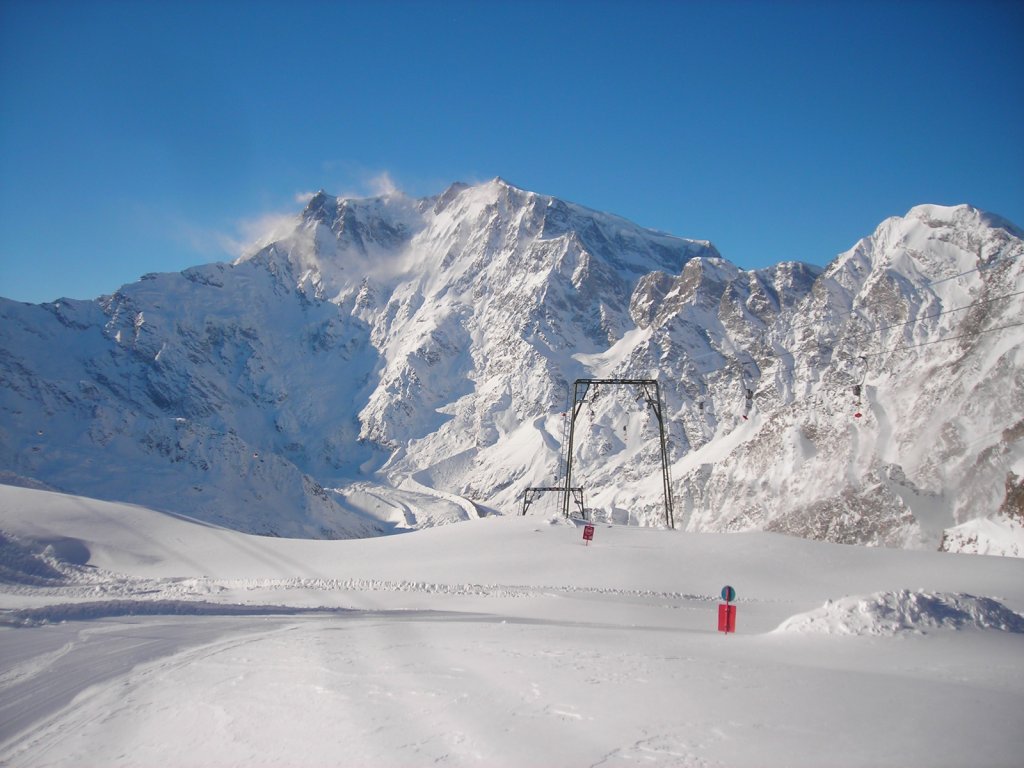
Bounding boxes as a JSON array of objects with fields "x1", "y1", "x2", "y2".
[{"x1": 2, "y1": 485, "x2": 1023, "y2": 767}]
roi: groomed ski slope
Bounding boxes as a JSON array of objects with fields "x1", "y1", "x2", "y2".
[{"x1": 1, "y1": 485, "x2": 1023, "y2": 767}]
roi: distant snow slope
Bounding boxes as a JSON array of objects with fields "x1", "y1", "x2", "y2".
[
  {"x1": 2, "y1": 485, "x2": 1023, "y2": 767},
  {"x1": 1, "y1": 181, "x2": 1022, "y2": 550},
  {"x1": 5, "y1": 484, "x2": 1022, "y2": 607}
]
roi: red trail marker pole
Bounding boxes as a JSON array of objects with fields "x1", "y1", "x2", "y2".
[
  {"x1": 718, "y1": 585, "x2": 737, "y2": 634},
  {"x1": 582, "y1": 524, "x2": 595, "y2": 546}
]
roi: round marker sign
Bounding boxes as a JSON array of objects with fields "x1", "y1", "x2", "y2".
[{"x1": 721, "y1": 585, "x2": 736, "y2": 602}]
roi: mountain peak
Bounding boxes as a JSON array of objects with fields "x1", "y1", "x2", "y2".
[
  {"x1": 893, "y1": 202, "x2": 1024, "y2": 238},
  {"x1": 433, "y1": 182, "x2": 471, "y2": 214},
  {"x1": 302, "y1": 189, "x2": 337, "y2": 220},
  {"x1": 489, "y1": 176, "x2": 521, "y2": 190},
  {"x1": 901, "y1": 203, "x2": 1024, "y2": 239},
  {"x1": 906, "y1": 202, "x2": 974, "y2": 219}
]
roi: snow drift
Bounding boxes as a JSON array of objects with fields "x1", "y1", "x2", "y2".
[{"x1": 775, "y1": 589, "x2": 1024, "y2": 635}]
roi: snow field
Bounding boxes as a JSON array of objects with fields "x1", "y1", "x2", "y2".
[
  {"x1": 4, "y1": 615, "x2": 1022, "y2": 767},
  {"x1": 2, "y1": 484, "x2": 1024, "y2": 766}
]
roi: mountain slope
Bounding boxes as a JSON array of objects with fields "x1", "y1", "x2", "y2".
[
  {"x1": 1, "y1": 181, "x2": 1021, "y2": 551},
  {"x1": 667, "y1": 204, "x2": 1024, "y2": 549}
]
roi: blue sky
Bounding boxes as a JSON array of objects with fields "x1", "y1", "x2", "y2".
[{"x1": 1, "y1": 0, "x2": 1022, "y2": 304}]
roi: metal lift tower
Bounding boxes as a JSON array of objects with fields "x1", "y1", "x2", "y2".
[{"x1": 561, "y1": 379, "x2": 675, "y2": 528}]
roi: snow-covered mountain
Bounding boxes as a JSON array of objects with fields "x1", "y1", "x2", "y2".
[{"x1": 1, "y1": 179, "x2": 1021, "y2": 552}]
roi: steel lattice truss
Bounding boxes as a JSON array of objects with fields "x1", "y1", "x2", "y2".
[{"x1": 561, "y1": 379, "x2": 674, "y2": 529}]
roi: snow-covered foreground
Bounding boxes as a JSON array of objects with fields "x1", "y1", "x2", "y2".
[{"x1": 2, "y1": 486, "x2": 1023, "y2": 767}]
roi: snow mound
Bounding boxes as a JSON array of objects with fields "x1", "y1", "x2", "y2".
[
  {"x1": 0, "y1": 530, "x2": 72, "y2": 586},
  {"x1": 775, "y1": 590, "x2": 1024, "y2": 636}
]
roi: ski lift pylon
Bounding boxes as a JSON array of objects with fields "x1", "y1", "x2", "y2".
[
  {"x1": 737, "y1": 360, "x2": 758, "y2": 421},
  {"x1": 852, "y1": 356, "x2": 867, "y2": 419}
]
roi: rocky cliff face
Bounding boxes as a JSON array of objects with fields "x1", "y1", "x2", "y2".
[{"x1": 1, "y1": 181, "x2": 1021, "y2": 552}]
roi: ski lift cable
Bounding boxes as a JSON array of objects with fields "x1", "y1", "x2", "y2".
[
  {"x1": 785, "y1": 255, "x2": 1020, "y2": 334},
  {"x1": 664, "y1": 309, "x2": 1023, "y2": 394},
  {"x1": 861, "y1": 320, "x2": 1024, "y2": 359},
  {"x1": 960, "y1": 417, "x2": 1024, "y2": 452},
  {"x1": 669, "y1": 289, "x2": 1022, "y2": 378},
  {"x1": 723, "y1": 289, "x2": 1024, "y2": 372},
  {"x1": 759, "y1": 316, "x2": 1024, "y2": 372},
  {"x1": 607, "y1": 306, "x2": 1023, "y2": 425},
  {"x1": 665, "y1": 348, "x2": 850, "y2": 397},
  {"x1": 603, "y1": 290, "x2": 1024, "y2": 411},
  {"x1": 620, "y1": 317, "x2": 1018, "y2": 424},
  {"x1": 843, "y1": 289, "x2": 1024, "y2": 341},
  {"x1": 697, "y1": 317, "x2": 1022, "y2": 417},
  {"x1": 925, "y1": 257, "x2": 1016, "y2": 287},
  {"x1": 739, "y1": 313, "x2": 1022, "y2": 380}
]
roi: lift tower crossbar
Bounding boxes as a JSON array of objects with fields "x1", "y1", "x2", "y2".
[
  {"x1": 561, "y1": 379, "x2": 674, "y2": 528},
  {"x1": 521, "y1": 486, "x2": 585, "y2": 518}
]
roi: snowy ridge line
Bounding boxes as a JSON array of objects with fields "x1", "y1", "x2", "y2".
[{"x1": 0, "y1": 600, "x2": 344, "y2": 627}]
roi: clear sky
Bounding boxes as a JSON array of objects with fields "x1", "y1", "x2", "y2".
[{"x1": 1, "y1": 0, "x2": 1022, "y2": 304}]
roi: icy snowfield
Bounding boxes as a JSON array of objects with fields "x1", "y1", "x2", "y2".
[{"x1": 2, "y1": 485, "x2": 1023, "y2": 767}]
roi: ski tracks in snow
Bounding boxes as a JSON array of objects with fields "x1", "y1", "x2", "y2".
[
  {"x1": 0, "y1": 617, "x2": 289, "y2": 763},
  {"x1": 0, "y1": 616, "x2": 720, "y2": 767},
  {"x1": 288, "y1": 615, "x2": 719, "y2": 766}
]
